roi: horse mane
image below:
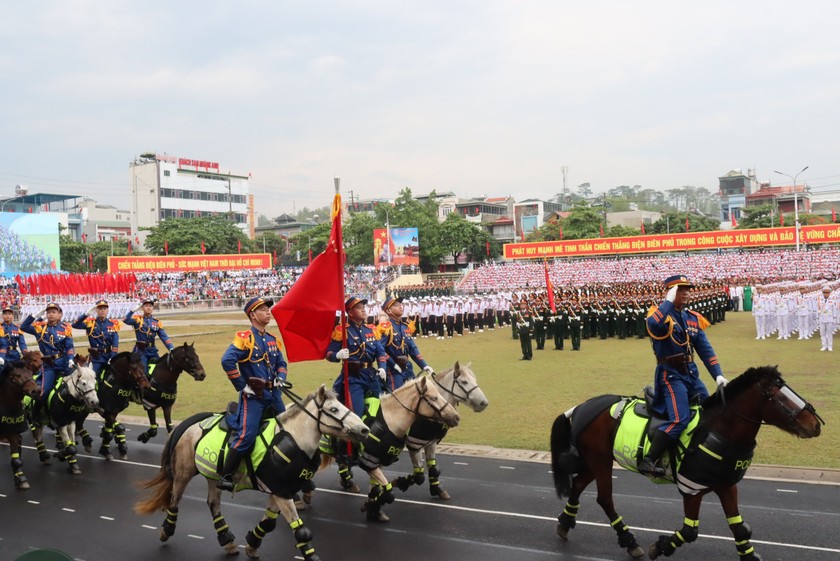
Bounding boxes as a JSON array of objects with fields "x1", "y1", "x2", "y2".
[
  {"x1": 702, "y1": 365, "x2": 782, "y2": 409},
  {"x1": 113, "y1": 351, "x2": 135, "y2": 361}
]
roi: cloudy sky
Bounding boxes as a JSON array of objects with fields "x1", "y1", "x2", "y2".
[{"x1": 2, "y1": 1, "x2": 839, "y2": 218}]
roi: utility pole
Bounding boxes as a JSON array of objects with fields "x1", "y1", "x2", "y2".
[
  {"x1": 561, "y1": 165, "x2": 569, "y2": 204},
  {"x1": 227, "y1": 177, "x2": 233, "y2": 221}
]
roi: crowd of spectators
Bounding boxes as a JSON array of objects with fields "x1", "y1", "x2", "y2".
[{"x1": 458, "y1": 249, "x2": 840, "y2": 293}]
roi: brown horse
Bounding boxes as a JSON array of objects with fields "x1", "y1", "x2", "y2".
[
  {"x1": 93, "y1": 351, "x2": 150, "y2": 460},
  {"x1": 136, "y1": 343, "x2": 206, "y2": 444},
  {"x1": 550, "y1": 365, "x2": 823, "y2": 560},
  {"x1": 0, "y1": 356, "x2": 41, "y2": 489}
]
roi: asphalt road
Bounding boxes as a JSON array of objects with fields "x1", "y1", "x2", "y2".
[{"x1": 1, "y1": 421, "x2": 839, "y2": 561}]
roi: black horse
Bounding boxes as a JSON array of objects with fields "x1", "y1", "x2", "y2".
[
  {"x1": 92, "y1": 351, "x2": 150, "y2": 460},
  {"x1": 550, "y1": 365, "x2": 823, "y2": 560},
  {"x1": 136, "y1": 342, "x2": 206, "y2": 444},
  {"x1": 0, "y1": 359, "x2": 41, "y2": 489}
]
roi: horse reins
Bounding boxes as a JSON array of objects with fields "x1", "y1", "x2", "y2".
[
  {"x1": 280, "y1": 385, "x2": 354, "y2": 434},
  {"x1": 431, "y1": 370, "x2": 480, "y2": 404},
  {"x1": 380, "y1": 380, "x2": 451, "y2": 423}
]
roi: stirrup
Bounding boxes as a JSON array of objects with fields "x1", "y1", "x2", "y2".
[
  {"x1": 217, "y1": 476, "x2": 235, "y2": 492},
  {"x1": 638, "y1": 458, "x2": 666, "y2": 478}
]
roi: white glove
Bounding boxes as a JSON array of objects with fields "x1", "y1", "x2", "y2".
[
  {"x1": 242, "y1": 384, "x2": 255, "y2": 396},
  {"x1": 665, "y1": 286, "x2": 679, "y2": 303},
  {"x1": 86, "y1": 306, "x2": 98, "y2": 316},
  {"x1": 393, "y1": 363, "x2": 403, "y2": 373},
  {"x1": 34, "y1": 308, "x2": 47, "y2": 318},
  {"x1": 67, "y1": 359, "x2": 76, "y2": 370},
  {"x1": 423, "y1": 366, "x2": 435, "y2": 375},
  {"x1": 715, "y1": 376, "x2": 728, "y2": 388},
  {"x1": 335, "y1": 348, "x2": 350, "y2": 360},
  {"x1": 0, "y1": 357, "x2": 5, "y2": 368},
  {"x1": 377, "y1": 368, "x2": 387, "y2": 382}
]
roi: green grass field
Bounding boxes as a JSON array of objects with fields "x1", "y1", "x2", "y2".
[{"x1": 131, "y1": 311, "x2": 838, "y2": 469}]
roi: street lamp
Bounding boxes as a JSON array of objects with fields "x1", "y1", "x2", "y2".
[
  {"x1": 774, "y1": 166, "x2": 809, "y2": 251},
  {"x1": 383, "y1": 205, "x2": 392, "y2": 266}
]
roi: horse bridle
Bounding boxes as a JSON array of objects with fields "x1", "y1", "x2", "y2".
[
  {"x1": 727, "y1": 377, "x2": 825, "y2": 429},
  {"x1": 385, "y1": 380, "x2": 451, "y2": 423},
  {"x1": 67, "y1": 365, "x2": 97, "y2": 402},
  {"x1": 166, "y1": 347, "x2": 203, "y2": 378},
  {"x1": 432, "y1": 369, "x2": 481, "y2": 404},
  {"x1": 281, "y1": 385, "x2": 355, "y2": 434}
]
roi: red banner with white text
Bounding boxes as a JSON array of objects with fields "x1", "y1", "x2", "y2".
[
  {"x1": 107, "y1": 253, "x2": 272, "y2": 273},
  {"x1": 503, "y1": 224, "x2": 840, "y2": 259}
]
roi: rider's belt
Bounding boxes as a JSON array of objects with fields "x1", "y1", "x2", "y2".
[
  {"x1": 89, "y1": 348, "x2": 110, "y2": 359},
  {"x1": 42, "y1": 354, "x2": 61, "y2": 365},
  {"x1": 264, "y1": 378, "x2": 283, "y2": 390},
  {"x1": 657, "y1": 354, "x2": 693, "y2": 371},
  {"x1": 136, "y1": 342, "x2": 154, "y2": 350}
]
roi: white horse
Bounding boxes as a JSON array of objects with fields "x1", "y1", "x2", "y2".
[
  {"x1": 395, "y1": 361, "x2": 488, "y2": 499},
  {"x1": 30, "y1": 354, "x2": 100, "y2": 475},
  {"x1": 321, "y1": 375, "x2": 461, "y2": 522},
  {"x1": 135, "y1": 384, "x2": 369, "y2": 561}
]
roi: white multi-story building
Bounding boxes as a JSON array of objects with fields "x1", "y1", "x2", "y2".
[{"x1": 129, "y1": 152, "x2": 251, "y2": 247}]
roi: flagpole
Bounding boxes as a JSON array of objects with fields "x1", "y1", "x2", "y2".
[{"x1": 335, "y1": 177, "x2": 353, "y2": 452}]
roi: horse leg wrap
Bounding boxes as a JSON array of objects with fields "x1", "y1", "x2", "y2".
[
  {"x1": 78, "y1": 428, "x2": 93, "y2": 448},
  {"x1": 213, "y1": 515, "x2": 235, "y2": 546},
  {"x1": 161, "y1": 508, "x2": 178, "y2": 537},
  {"x1": 35, "y1": 441, "x2": 51, "y2": 462},
  {"x1": 657, "y1": 517, "x2": 699, "y2": 557},
  {"x1": 610, "y1": 515, "x2": 638, "y2": 549},
  {"x1": 166, "y1": 423, "x2": 174, "y2": 433},
  {"x1": 558, "y1": 501, "x2": 579, "y2": 531},
  {"x1": 245, "y1": 509, "x2": 279, "y2": 550},
  {"x1": 100, "y1": 426, "x2": 113, "y2": 445},
  {"x1": 114, "y1": 424, "x2": 127, "y2": 454},
  {"x1": 379, "y1": 483, "x2": 394, "y2": 505},
  {"x1": 138, "y1": 423, "x2": 157, "y2": 444},
  {"x1": 427, "y1": 459, "x2": 443, "y2": 496},
  {"x1": 337, "y1": 462, "x2": 355, "y2": 490},
  {"x1": 728, "y1": 515, "x2": 757, "y2": 558},
  {"x1": 395, "y1": 466, "x2": 426, "y2": 492},
  {"x1": 290, "y1": 518, "x2": 317, "y2": 560},
  {"x1": 11, "y1": 454, "x2": 23, "y2": 473}
]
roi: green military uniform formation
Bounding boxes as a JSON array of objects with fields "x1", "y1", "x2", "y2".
[{"x1": 509, "y1": 281, "x2": 729, "y2": 357}]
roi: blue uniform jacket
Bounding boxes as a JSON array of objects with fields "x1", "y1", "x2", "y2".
[
  {"x1": 123, "y1": 312, "x2": 174, "y2": 353},
  {"x1": 0, "y1": 322, "x2": 28, "y2": 362},
  {"x1": 646, "y1": 300, "x2": 723, "y2": 384},
  {"x1": 73, "y1": 315, "x2": 120, "y2": 359},
  {"x1": 20, "y1": 316, "x2": 76, "y2": 369},
  {"x1": 326, "y1": 321, "x2": 387, "y2": 372},
  {"x1": 379, "y1": 319, "x2": 427, "y2": 375},
  {"x1": 221, "y1": 327, "x2": 288, "y2": 392}
]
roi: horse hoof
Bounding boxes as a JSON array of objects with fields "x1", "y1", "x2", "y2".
[
  {"x1": 245, "y1": 545, "x2": 259, "y2": 559},
  {"x1": 366, "y1": 511, "x2": 390, "y2": 523},
  {"x1": 647, "y1": 542, "x2": 661, "y2": 560},
  {"x1": 302, "y1": 490, "x2": 313, "y2": 504},
  {"x1": 39, "y1": 451, "x2": 52, "y2": 464},
  {"x1": 294, "y1": 497, "x2": 307, "y2": 510},
  {"x1": 69, "y1": 464, "x2": 82, "y2": 475},
  {"x1": 556, "y1": 524, "x2": 569, "y2": 540},
  {"x1": 627, "y1": 544, "x2": 644, "y2": 558},
  {"x1": 83, "y1": 444, "x2": 92, "y2": 453},
  {"x1": 138, "y1": 433, "x2": 149, "y2": 443},
  {"x1": 435, "y1": 489, "x2": 451, "y2": 500},
  {"x1": 344, "y1": 481, "x2": 360, "y2": 493},
  {"x1": 159, "y1": 529, "x2": 170, "y2": 542},
  {"x1": 120, "y1": 453, "x2": 128, "y2": 460},
  {"x1": 223, "y1": 542, "x2": 240, "y2": 556},
  {"x1": 16, "y1": 479, "x2": 30, "y2": 490}
]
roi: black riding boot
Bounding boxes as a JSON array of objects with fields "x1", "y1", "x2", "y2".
[
  {"x1": 638, "y1": 430, "x2": 671, "y2": 478},
  {"x1": 217, "y1": 449, "x2": 244, "y2": 492}
]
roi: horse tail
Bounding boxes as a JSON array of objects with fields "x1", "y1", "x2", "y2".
[
  {"x1": 134, "y1": 412, "x2": 212, "y2": 515},
  {"x1": 550, "y1": 412, "x2": 577, "y2": 498}
]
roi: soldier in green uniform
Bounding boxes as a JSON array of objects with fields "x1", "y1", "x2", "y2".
[
  {"x1": 533, "y1": 299, "x2": 547, "y2": 350},
  {"x1": 580, "y1": 300, "x2": 591, "y2": 340},
  {"x1": 553, "y1": 304, "x2": 568, "y2": 350},
  {"x1": 616, "y1": 299, "x2": 628, "y2": 340},
  {"x1": 597, "y1": 302, "x2": 609, "y2": 340},
  {"x1": 515, "y1": 300, "x2": 534, "y2": 360},
  {"x1": 568, "y1": 305, "x2": 582, "y2": 351}
]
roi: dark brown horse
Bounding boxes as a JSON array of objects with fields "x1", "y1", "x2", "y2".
[
  {"x1": 550, "y1": 365, "x2": 823, "y2": 560},
  {"x1": 0, "y1": 356, "x2": 41, "y2": 489},
  {"x1": 93, "y1": 351, "x2": 150, "y2": 460},
  {"x1": 136, "y1": 343, "x2": 206, "y2": 444}
]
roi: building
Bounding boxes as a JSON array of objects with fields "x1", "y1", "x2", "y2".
[
  {"x1": 513, "y1": 199, "x2": 564, "y2": 236},
  {"x1": 718, "y1": 169, "x2": 758, "y2": 226},
  {"x1": 607, "y1": 210, "x2": 662, "y2": 229},
  {"x1": 746, "y1": 184, "x2": 810, "y2": 215},
  {"x1": 0, "y1": 190, "x2": 84, "y2": 238},
  {"x1": 77, "y1": 198, "x2": 131, "y2": 243},
  {"x1": 129, "y1": 153, "x2": 251, "y2": 247}
]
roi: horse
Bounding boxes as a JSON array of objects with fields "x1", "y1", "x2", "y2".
[
  {"x1": 320, "y1": 374, "x2": 461, "y2": 523},
  {"x1": 91, "y1": 351, "x2": 150, "y2": 460},
  {"x1": 0, "y1": 359, "x2": 41, "y2": 489},
  {"x1": 550, "y1": 365, "x2": 823, "y2": 560},
  {"x1": 134, "y1": 384, "x2": 369, "y2": 561},
  {"x1": 135, "y1": 342, "x2": 206, "y2": 444},
  {"x1": 29, "y1": 354, "x2": 100, "y2": 475},
  {"x1": 393, "y1": 361, "x2": 488, "y2": 500}
]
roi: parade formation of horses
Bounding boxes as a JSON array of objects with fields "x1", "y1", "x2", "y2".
[
  {"x1": 394, "y1": 361, "x2": 488, "y2": 500},
  {"x1": 135, "y1": 342, "x2": 206, "y2": 444},
  {"x1": 134, "y1": 384, "x2": 369, "y2": 561},
  {"x1": 93, "y1": 351, "x2": 150, "y2": 460},
  {"x1": 550, "y1": 365, "x2": 823, "y2": 560},
  {"x1": 320, "y1": 374, "x2": 461, "y2": 523},
  {"x1": 0, "y1": 355, "x2": 41, "y2": 489},
  {"x1": 29, "y1": 354, "x2": 99, "y2": 475}
]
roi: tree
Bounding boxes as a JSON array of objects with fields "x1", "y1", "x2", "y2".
[
  {"x1": 739, "y1": 204, "x2": 774, "y2": 229},
  {"x1": 344, "y1": 211, "x2": 378, "y2": 265},
  {"x1": 382, "y1": 188, "x2": 443, "y2": 272},
  {"x1": 254, "y1": 231, "x2": 286, "y2": 257},
  {"x1": 439, "y1": 213, "x2": 480, "y2": 265},
  {"x1": 142, "y1": 217, "x2": 253, "y2": 255},
  {"x1": 648, "y1": 211, "x2": 721, "y2": 234},
  {"x1": 577, "y1": 183, "x2": 592, "y2": 198},
  {"x1": 288, "y1": 222, "x2": 330, "y2": 263}
]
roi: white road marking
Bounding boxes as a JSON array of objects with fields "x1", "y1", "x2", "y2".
[
  {"x1": 62, "y1": 508, "x2": 75, "y2": 512},
  {"x1": 100, "y1": 516, "x2": 114, "y2": 521},
  {"x1": 27, "y1": 500, "x2": 39, "y2": 505},
  {"x1": 187, "y1": 534, "x2": 205, "y2": 540},
  {"x1": 777, "y1": 488, "x2": 798, "y2": 493},
  {"x1": 453, "y1": 461, "x2": 469, "y2": 465},
  {"x1": 142, "y1": 525, "x2": 157, "y2": 530},
  {"x1": 499, "y1": 466, "x2": 515, "y2": 470}
]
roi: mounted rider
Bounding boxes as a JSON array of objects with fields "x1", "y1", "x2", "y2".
[
  {"x1": 217, "y1": 296, "x2": 288, "y2": 492},
  {"x1": 640, "y1": 274, "x2": 728, "y2": 478},
  {"x1": 378, "y1": 296, "x2": 434, "y2": 390},
  {"x1": 123, "y1": 298, "x2": 174, "y2": 372},
  {"x1": 72, "y1": 299, "x2": 120, "y2": 380},
  {"x1": 20, "y1": 302, "x2": 76, "y2": 402},
  {"x1": 0, "y1": 305, "x2": 27, "y2": 375},
  {"x1": 326, "y1": 296, "x2": 388, "y2": 416}
]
